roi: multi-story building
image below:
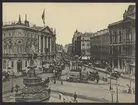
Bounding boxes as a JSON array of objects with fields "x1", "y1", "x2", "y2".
[
  {"x1": 90, "y1": 29, "x2": 109, "y2": 67},
  {"x1": 108, "y1": 5, "x2": 135, "y2": 74},
  {"x1": 66, "y1": 43, "x2": 73, "y2": 56},
  {"x1": 56, "y1": 44, "x2": 63, "y2": 53},
  {"x1": 72, "y1": 30, "x2": 82, "y2": 57},
  {"x1": 72, "y1": 30, "x2": 92, "y2": 59},
  {"x1": 2, "y1": 15, "x2": 56, "y2": 75}
]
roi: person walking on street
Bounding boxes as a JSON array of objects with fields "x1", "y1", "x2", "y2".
[
  {"x1": 15, "y1": 84, "x2": 20, "y2": 93},
  {"x1": 73, "y1": 92, "x2": 77, "y2": 102},
  {"x1": 61, "y1": 78, "x2": 63, "y2": 85},
  {"x1": 47, "y1": 77, "x2": 50, "y2": 85},
  {"x1": 48, "y1": 88, "x2": 51, "y2": 95}
]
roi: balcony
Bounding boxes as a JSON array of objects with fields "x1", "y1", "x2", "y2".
[{"x1": 2, "y1": 54, "x2": 29, "y2": 58}]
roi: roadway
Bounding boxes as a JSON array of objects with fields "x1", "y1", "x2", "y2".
[{"x1": 2, "y1": 65, "x2": 135, "y2": 103}]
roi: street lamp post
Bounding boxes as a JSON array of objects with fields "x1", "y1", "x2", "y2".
[
  {"x1": 109, "y1": 72, "x2": 112, "y2": 90},
  {"x1": 108, "y1": 65, "x2": 112, "y2": 90},
  {"x1": 110, "y1": 88, "x2": 115, "y2": 103},
  {"x1": 129, "y1": 74, "x2": 132, "y2": 94},
  {"x1": 116, "y1": 79, "x2": 119, "y2": 103},
  {"x1": 11, "y1": 68, "x2": 14, "y2": 93}
]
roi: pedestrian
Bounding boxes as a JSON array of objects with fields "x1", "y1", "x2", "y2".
[
  {"x1": 54, "y1": 78, "x2": 56, "y2": 84},
  {"x1": 11, "y1": 87, "x2": 14, "y2": 93},
  {"x1": 63, "y1": 98, "x2": 66, "y2": 103},
  {"x1": 133, "y1": 87, "x2": 135, "y2": 94},
  {"x1": 73, "y1": 92, "x2": 77, "y2": 102},
  {"x1": 15, "y1": 84, "x2": 19, "y2": 92},
  {"x1": 47, "y1": 77, "x2": 50, "y2": 85},
  {"x1": 61, "y1": 78, "x2": 63, "y2": 85},
  {"x1": 59, "y1": 93, "x2": 62, "y2": 100},
  {"x1": 48, "y1": 88, "x2": 51, "y2": 94}
]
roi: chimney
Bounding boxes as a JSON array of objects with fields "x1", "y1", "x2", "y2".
[
  {"x1": 24, "y1": 14, "x2": 29, "y2": 27},
  {"x1": 54, "y1": 28, "x2": 56, "y2": 34},
  {"x1": 18, "y1": 15, "x2": 22, "y2": 24}
]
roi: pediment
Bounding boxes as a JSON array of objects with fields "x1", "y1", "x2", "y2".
[
  {"x1": 122, "y1": 16, "x2": 135, "y2": 23},
  {"x1": 41, "y1": 26, "x2": 53, "y2": 34}
]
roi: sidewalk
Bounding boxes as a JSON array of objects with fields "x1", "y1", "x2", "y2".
[
  {"x1": 50, "y1": 81, "x2": 135, "y2": 103},
  {"x1": 3, "y1": 79, "x2": 135, "y2": 103},
  {"x1": 84, "y1": 65, "x2": 135, "y2": 81}
]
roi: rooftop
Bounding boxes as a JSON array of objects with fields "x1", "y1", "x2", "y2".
[{"x1": 108, "y1": 20, "x2": 123, "y2": 26}]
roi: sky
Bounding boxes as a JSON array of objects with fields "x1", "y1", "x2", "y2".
[{"x1": 3, "y1": 3, "x2": 135, "y2": 46}]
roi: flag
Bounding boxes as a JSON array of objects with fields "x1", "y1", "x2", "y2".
[{"x1": 42, "y1": 9, "x2": 45, "y2": 24}]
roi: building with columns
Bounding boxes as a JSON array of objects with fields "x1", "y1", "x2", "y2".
[
  {"x1": 2, "y1": 15, "x2": 56, "y2": 75},
  {"x1": 108, "y1": 5, "x2": 135, "y2": 74}
]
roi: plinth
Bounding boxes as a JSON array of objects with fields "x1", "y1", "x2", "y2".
[{"x1": 15, "y1": 62, "x2": 50, "y2": 102}]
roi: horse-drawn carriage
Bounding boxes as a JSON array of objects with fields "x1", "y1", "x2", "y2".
[
  {"x1": 67, "y1": 61, "x2": 88, "y2": 83},
  {"x1": 42, "y1": 60, "x2": 54, "y2": 73},
  {"x1": 88, "y1": 70, "x2": 100, "y2": 83}
]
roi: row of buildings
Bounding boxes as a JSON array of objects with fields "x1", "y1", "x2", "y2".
[
  {"x1": 71, "y1": 5, "x2": 135, "y2": 74},
  {"x1": 2, "y1": 14, "x2": 56, "y2": 75}
]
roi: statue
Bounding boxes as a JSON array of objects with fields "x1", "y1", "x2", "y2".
[
  {"x1": 15, "y1": 44, "x2": 51, "y2": 102},
  {"x1": 27, "y1": 44, "x2": 37, "y2": 77}
]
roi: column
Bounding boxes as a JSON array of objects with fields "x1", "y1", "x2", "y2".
[
  {"x1": 51, "y1": 38, "x2": 53, "y2": 52},
  {"x1": 47, "y1": 37, "x2": 48, "y2": 49},
  {"x1": 118, "y1": 59, "x2": 120, "y2": 71},
  {"x1": 45, "y1": 36, "x2": 47, "y2": 50},
  {"x1": 22, "y1": 60, "x2": 25, "y2": 69},
  {"x1": 50, "y1": 37, "x2": 51, "y2": 52},
  {"x1": 43, "y1": 36, "x2": 45, "y2": 53},
  {"x1": 48, "y1": 37, "x2": 50, "y2": 52},
  {"x1": 46, "y1": 37, "x2": 49, "y2": 60},
  {"x1": 14, "y1": 60, "x2": 17, "y2": 73},
  {"x1": 112, "y1": 59, "x2": 114, "y2": 68},
  {"x1": 41, "y1": 36, "x2": 43, "y2": 53},
  {"x1": 121, "y1": 59, "x2": 124, "y2": 72},
  {"x1": 39, "y1": 35, "x2": 41, "y2": 53}
]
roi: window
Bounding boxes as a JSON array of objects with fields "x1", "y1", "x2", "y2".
[
  {"x1": 82, "y1": 43, "x2": 85, "y2": 46},
  {"x1": 87, "y1": 44, "x2": 89, "y2": 46},
  {"x1": 11, "y1": 61, "x2": 14, "y2": 67},
  {"x1": 25, "y1": 61, "x2": 27, "y2": 67}
]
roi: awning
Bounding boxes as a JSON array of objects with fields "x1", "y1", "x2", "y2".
[
  {"x1": 130, "y1": 63, "x2": 135, "y2": 67},
  {"x1": 81, "y1": 56, "x2": 90, "y2": 60}
]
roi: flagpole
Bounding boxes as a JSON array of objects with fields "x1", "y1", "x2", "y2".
[
  {"x1": 44, "y1": 8, "x2": 45, "y2": 27},
  {"x1": 42, "y1": 8, "x2": 45, "y2": 27}
]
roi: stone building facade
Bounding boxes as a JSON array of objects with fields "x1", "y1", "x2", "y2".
[
  {"x1": 108, "y1": 5, "x2": 135, "y2": 74},
  {"x1": 90, "y1": 29, "x2": 109, "y2": 67},
  {"x1": 2, "y1": 15, "x2": 56, "y2": 75},
  {"x1": 72, "y1": 30, "x2": 92, "y2": 58}
]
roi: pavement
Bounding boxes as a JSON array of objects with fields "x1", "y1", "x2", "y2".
[
  {"x1": 2, "y1": 65, "x2": 135, "y2": 103},
  {"x1": 84, "y1": 65, "x2": 135, "y2": 81},
  {"x1": 49, "y1": 80, "x2": 135, "y2": 103}
]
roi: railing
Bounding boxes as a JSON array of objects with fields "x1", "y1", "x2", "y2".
[{"x1": 3, "y1": 21, "x2": 36, "y2": 28}]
